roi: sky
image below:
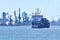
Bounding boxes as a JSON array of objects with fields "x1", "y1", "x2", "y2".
[{"x1": 0, "y1": 0, "x2": 60, "y2": 21}]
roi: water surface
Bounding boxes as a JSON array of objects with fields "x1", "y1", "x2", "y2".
[{"x1": 0, "y1": 26, "x2": 60, "y2": 40}]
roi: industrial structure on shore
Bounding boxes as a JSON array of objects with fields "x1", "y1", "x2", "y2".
[{"x1": 0, "y1": 8, "x2": 30, "y2": 26}]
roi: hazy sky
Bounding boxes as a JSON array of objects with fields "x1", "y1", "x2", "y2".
[{"x1": 0, "y1": 0, "x2": 60, "y2": 21}]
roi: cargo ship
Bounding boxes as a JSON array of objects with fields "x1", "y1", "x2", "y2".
[{"x1": 31, "y1": 8, "x2": 50, "y2": 28}]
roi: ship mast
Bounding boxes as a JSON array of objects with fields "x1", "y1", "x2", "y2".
[{"x1": 35, "y1": 8, "x2": 41, "y2": 14}]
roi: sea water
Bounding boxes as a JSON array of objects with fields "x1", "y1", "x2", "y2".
[{"x1": 0, "y1": 26, "x2": 60, "y2": 40}]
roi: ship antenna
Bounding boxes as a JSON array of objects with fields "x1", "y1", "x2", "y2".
[{"x1": 36, "y1": 8, "x2": 41, "y2": 14}]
